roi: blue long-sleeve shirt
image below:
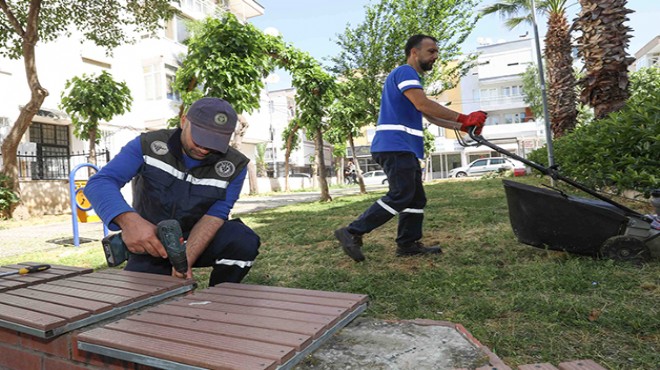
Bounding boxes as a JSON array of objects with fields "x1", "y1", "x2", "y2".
[{"x1": 85, "y1": 136, "x2": 246, "y2": 231}]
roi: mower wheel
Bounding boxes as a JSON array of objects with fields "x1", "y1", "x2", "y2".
[{"x1": 600, "y1": 235, "x2": 651, "y2": 264}]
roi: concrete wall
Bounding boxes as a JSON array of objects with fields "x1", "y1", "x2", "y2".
[{"x1": 19, "y1": 180, "x2": 70, "y2": 216}]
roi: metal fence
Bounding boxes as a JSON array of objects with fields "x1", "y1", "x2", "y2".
[{"x1": 12, "y1": 150, "x2": 110, "y2": 180}]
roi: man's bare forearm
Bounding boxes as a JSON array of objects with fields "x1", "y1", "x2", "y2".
[{"x1": 186, "y1": 215, "x2": 225, "y2": 266}]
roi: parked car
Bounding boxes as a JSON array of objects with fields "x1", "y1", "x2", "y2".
[
  {"x1": 448, "y1": 157, "x2": 526, "y2": 178},
  {"x1": 362, "y1": 170, "x2": 388, "y2": 185},
  {"x1": 289, "y1": 173, "x2": 311, "y2": 178}
]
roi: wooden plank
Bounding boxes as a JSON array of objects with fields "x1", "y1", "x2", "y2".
[
  {"x1": 0, "y1": 293, "x2": 91, "y2": 322},
  {"x1": 91, "y1": 271, "x2": 192, "y2": 289},
  {"x1": 7, "y1": 288, "x2": 112, "y2": 314},
  {"x1": 128, "y1": 312, "x2": 312, "y2": 350},
  {"x1": 147, "y1": 304, "x2": 325, "y2": 338},
  {"x1": 221, "y1": 282, "x2": 369, "y2": 301},
  {"x1": 170, "y1": 297, "x2": 337, "y2": 328},
  {"x1": 47, "y1": 280, "x2": 150, "y2": 300},
  {"x1": 77, "y1": 327, "x2": 278, "y2": 370},
  {"x1": 65, "y1": 275, "x2": 166, "y2": 294},
  {"x1": 20, "y1": 262, "x2": 93, "y2": 274},
  {"x1": 97, "y1": 269, "x2": 192, "y2": 284},
  {"x1": 0, "y1": 302, "x2": 64, "y2": 331},
  {"x1": 205, "y1": 286, "x2": 362, "y2": 309},
  {"x1": 0, "y1": 279, "x2": 27, "y2": 292},
  {"x1": 105, "y1": 320, "x2": 297, "y2": 364},
  {"x1": 28, "y1": 284, "x2": 133, "y2": 306},
  {"x1": 186, "y1": 291, "x2": 348, "y2": 317}
]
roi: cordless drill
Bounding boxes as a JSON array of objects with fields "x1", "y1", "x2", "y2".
[{"x1": 101, "y1": 219, "x2": 188, "y2": 274}]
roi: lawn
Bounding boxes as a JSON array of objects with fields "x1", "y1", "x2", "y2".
[{"x1": 1, "y1": 176, "x2": 658, "y2": 369}]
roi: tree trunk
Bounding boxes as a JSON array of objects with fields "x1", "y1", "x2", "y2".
[
  {"x1": 545, "y1": 11, "x2": 577, "y2": 138},
  {"x1": 348, "y1": 134, "x2": 366, "y2": 194},
  {"x1": 247, "y1": 161, "x2": 258, "y2": 195},
  {"x1": 314, "y1": 127, "x2": 331, "y2": 202},
  {"x1": 575, "y1": 0, "x2": 635, "y2": 119},
  {"x1": 230, "y1": 114, "x2": 249, "y2": 150},
  {"x1": 283, "y1": 122, "x2": 299, "y2": 192},
  {"x1": 0, "y1": 3, "x2": 48, "y2": 218}
]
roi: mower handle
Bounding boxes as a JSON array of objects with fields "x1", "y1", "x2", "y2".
[{"x1": 463, "y1": 127, "x2": 642, "y2": 218}]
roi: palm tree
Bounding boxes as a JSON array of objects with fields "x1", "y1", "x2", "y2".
[
  {"x1": 481, "y1": 0, "x2": 577, "y2": 137},
  {"x1": 573, "y1": 0, "x2": 635, "y2": 119}
]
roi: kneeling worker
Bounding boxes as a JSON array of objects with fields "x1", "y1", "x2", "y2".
[{"x1": 85, "y1": 97, "x2": 260, "y2": 286}]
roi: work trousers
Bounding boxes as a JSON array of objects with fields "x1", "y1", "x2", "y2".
[
  {"x1": 347, "y1": 151, "x2": 426, "y2": 246},
  {"x1": 125, "y1": 219, "x2": 260, "y2": 286}
]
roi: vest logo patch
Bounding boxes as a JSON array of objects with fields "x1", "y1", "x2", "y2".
[
  {"x1": 215, "y1": 161, "x2": 235, "y2": 177},
  {"x1": 150, "y1": 141, "x2": 169, "y2": 156}
]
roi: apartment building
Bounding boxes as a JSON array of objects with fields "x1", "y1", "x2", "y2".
[
  {"x1": 632, "y1": 35, "x2": 660, "y2": 71},
  {"x1": 428, "y1": 37, "x2": 546, "y2": 178},
  {"x1": 0, "y1": 0, "x2": 265, "y2": 214}
]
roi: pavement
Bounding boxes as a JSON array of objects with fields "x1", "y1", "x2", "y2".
[{"x1": 0, "y1": 183, "x2": 503, "y2": 369}]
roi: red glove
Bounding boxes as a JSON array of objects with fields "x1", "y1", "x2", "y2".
[{"x1": 457, "y1": 111, "x2": 487, "y2": 135}]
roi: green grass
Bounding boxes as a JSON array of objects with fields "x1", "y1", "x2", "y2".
[{"x1": 1, "y1": 177, "x2": 658, "y2": 369}]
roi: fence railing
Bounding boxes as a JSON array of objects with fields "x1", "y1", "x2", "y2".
[{"x1": 12, "y1": 150, "x2": 110, "y2": 180}]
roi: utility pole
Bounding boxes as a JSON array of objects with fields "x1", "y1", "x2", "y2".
[{"x1": 530, "y1": 0, "x2": 556, "y2": 180}]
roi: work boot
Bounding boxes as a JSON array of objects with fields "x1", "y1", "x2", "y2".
[
  {"x1": 334, "y1": 227, "x2": 365, "y2": 262},
  {"x1": 396, "y1": 241, "x2": 443, "y2": 257}
]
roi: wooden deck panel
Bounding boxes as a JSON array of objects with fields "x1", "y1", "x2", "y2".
[
  {"x1": 78, "y1": 327, "x2": 279, "y2": 370},
  {"x1": 170, "y1": 296, "x2": 339, "y2": 327},
  {"x1": 7, "y1": 288, "x2": 113, "y2": 314},
  {"x1": 128, "y1": 312, "x2": 313, "y2": 350},
  {"x1": 0, "y1": 293, "x2": 91, "y2": 322},
  {"x1": 208, "y1": 286, "x2": 363, "y2": 309},
  {"x1": 104, "y1": 320, "x2": 297, "y2": 364},
  {"x1": 65, "y1": 275, "x2": 168, "y2": 294},
  {"x1": 47, "y1": 279, "x2": 152, "y2": 300},
  {"x1": 187, "y1": 291, "x2": 348, "y2": 317},
  {"x1": 0, "y1": 268, "x2": 194, "y2": 338},
  {"x1": 77, "y1": 283, "x2": 369, "y2": 370},
  {"x1": 0, "y1": 262, "x2": 93, "y2": 293}
]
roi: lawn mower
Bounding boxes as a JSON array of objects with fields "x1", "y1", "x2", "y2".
[{"x1": 456, "y1": 127, "x2": 659, "y2": 264}]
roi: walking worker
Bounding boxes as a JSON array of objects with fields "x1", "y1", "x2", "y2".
[
  {"x1": 85, "y1": 97, "x2": 260, "y2": 285},
  {"x1": 335, "y1": 34, "x2": 487, "y2": 262}
]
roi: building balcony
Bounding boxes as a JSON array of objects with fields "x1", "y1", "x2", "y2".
[{"x1": 480, "y1": 95, "x2": 526, "y2": 110}]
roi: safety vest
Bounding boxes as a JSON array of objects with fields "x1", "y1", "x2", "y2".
[{"x1": 132, "y1": 129, "x2": 249, "y2": 232}]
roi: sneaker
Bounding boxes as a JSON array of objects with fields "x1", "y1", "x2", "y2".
[
  {"x1": 334, "y1": 227, "x2": 365, "y2": 262},
  {"x1": 396, "y1": 241, "x2": 443, "y2": 257}
]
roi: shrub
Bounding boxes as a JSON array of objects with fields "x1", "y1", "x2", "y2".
[
  {"x1": 527, "y1": 68, "x2": 660, "y2": 197},
  {"x1": 0, "y1": 174, "x2": 20, "y2": 218}
]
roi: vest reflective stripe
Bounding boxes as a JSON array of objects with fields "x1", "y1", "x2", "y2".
[
  {"x1": 144, "y1": 156, "x2": 229, "y2": 189},
  {"x1": 398, "y1": 79, "x2": 421, "y2": 90},
  {"x1": 215, "y1": 258, "x2": 254, "y2": 268},
  {"x1": 402, "y1": 208, "x2": 424, "y2": 214},
  {"x1": 377, "y1": 199, "x2": 398, "y2": 215},
  {"x1": 376, "y1": 124, "x2": 424, "y2": 137}
]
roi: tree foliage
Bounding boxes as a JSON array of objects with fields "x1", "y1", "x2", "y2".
[
  {"x1": 527, "y1": 68, "x2": 659, "y2": 196},
  {"x1": 60, "y1": 71, "x2": 132, "y2": 143},
  {"x1": 60, "y1": 71, "x2": 132, "y2": 165},
  {"x1": 0, "y1": 0, "x2": 173, "y2": 218},
  {"x1": 522, "y1": 64, "x2": 544, "y2": 121}
]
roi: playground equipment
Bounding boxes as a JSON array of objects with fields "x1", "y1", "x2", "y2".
[{"x1": 69, "y1": 163, "x2": 108, "y2": 247}]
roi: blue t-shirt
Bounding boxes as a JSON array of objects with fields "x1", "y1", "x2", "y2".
[
  {"x1": 84, "y1": 136, "x2": 246, "y2": 231},
  {"x1": 371, "y1": 64, "x2": 425, "y2": 159}
]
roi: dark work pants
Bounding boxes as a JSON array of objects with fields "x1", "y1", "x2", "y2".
[
  {"x1": 347, "y1": 151, "x2": 426, "y2": 246},
  {"x1": 125, "y1": 219, "x2": 260, "y2": 286}
]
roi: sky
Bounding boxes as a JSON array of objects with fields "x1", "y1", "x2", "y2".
[{"x1": 249, "y1": 0, "x2": 659, "y2": 91}]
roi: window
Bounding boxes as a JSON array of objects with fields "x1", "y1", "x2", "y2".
[
  {"x1": 490, "y1": 158, "x2": 505, "y2": 165},
  {"x1": 502, "y1": 86, "x2": 511, "y2": 97},
  {"x1": 28, "y1": 123, "x2": 70, "y2": 179},
  {"x1": 144, "y1": 64, "x2": 163, "y2": 101},
  {"x1": 165, "y1": 65, "x2": 181, "y2": 102},
  {"x1": 165, "y1": 15, "x2": 191, "y2": 44}
]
